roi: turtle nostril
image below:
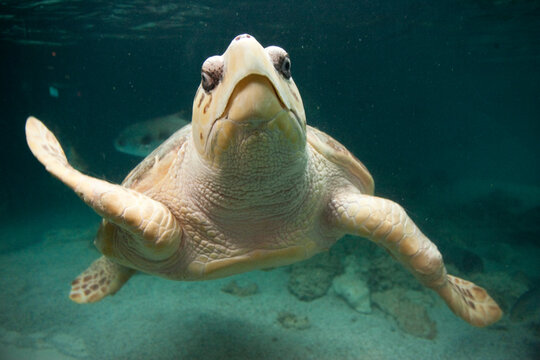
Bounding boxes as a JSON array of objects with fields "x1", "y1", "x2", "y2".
[{"x1": 235, "y1": 34, "x2": 252, "y2": 41}]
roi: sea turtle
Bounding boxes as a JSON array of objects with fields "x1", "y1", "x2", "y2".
[{"x1": 25, "y1": 34, "x2": 502, "y2": 327}]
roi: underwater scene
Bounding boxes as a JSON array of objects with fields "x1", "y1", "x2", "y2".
[{"x1": 1, "y1": 1, "x2": 539, "y2": 359}]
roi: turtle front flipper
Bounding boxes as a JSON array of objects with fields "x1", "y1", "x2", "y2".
[
  {"x1": 329, "y1": 193, "x2": 502, "y2": 327},
  {"x1": 25, "y1": 116, "x2": 183, "y2": 261},
  {"x1": 70, "y1": 256, "x2": 135, "y2": 303}
]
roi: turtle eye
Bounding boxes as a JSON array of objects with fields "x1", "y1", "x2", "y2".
[
  {"x1": 201, "y1": 55, "x2": 223, "y2": 92},
  {"x1": 266, "y1": 46, "x2": 292, "y2": 80},
  {"x1": 280, "y1": 57, "x2": 291, "y2": 79},
  {"x1": 201, "y1": 72, "x2": 215, "y2": 92}
]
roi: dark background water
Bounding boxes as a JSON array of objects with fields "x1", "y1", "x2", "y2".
[
  {"x1": 1, "y1": 3, "x2": 540, "y2": 359},
  {"x1": 1, "y1": 0, "x2": 539, "y2": 230}
]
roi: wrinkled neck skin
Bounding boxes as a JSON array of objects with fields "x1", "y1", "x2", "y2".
[{"x1": 183, "y1": 126, "x2": 310, "y2": 232}]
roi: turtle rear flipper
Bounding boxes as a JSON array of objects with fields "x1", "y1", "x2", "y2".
[{"x1": 70, "y1": 256, "x2": 135, "y2": 303}]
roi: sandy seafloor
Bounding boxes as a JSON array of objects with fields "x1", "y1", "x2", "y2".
[{"x1": 1, "y1": 194, "x2": 539, "y2": 360}]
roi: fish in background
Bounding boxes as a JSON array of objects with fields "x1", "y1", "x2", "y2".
[{"x1": 114, "y1": 112, "x2": 190, "y2": 157}]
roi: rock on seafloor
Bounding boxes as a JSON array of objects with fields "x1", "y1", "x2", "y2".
[
  {"x1": 332, "y1": 256, "x2": 371, "y2": 313},
  {"x1": 221, "y1": 280, "x2": 259, "y2": 297},
  {"x1": 287, "y1": 252, "x2": 343, "y2": 301},
  {"x1": 277, "y1": 312, "x2": 311, "y2": 330},
  {"x1": 372, "y1": 287, "x2": 437, "y2": 340}
]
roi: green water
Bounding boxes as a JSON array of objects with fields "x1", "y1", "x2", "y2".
[{"x1": 1, "y1": 1, "x2": 539, "y2": 359}]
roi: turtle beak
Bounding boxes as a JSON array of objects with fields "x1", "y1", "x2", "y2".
[{"x1": 220, "y1": 74, "x2": 287, "y2": 125}]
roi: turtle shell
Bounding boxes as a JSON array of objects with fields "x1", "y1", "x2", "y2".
[
  {"x1": 121, "y1": 124, "x2": 192, "y2": 192},
  {"x1": 307, "y1": 125, "x2": 374, "y2": 195},
  {"x1": 120, "y1": 123, "x2": 374, "y2": 196}
]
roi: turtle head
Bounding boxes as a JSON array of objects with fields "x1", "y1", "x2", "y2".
[{"x1": 191, "y1": 34, "x2": 306, "y2": 163}]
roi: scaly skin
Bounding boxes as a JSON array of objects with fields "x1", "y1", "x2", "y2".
[
  {"x1": 25, "y1": 34, "x2": 502, "y2": 327},
  {"x1": 69, "y1": 256, "x2": 135, "y2": 303},
  {"x1": 328, "y1": 192, "x2": 502, "y2": 326},
  {"x1": 25, "y1": 117, "x2": 183, "y2": 262}
]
